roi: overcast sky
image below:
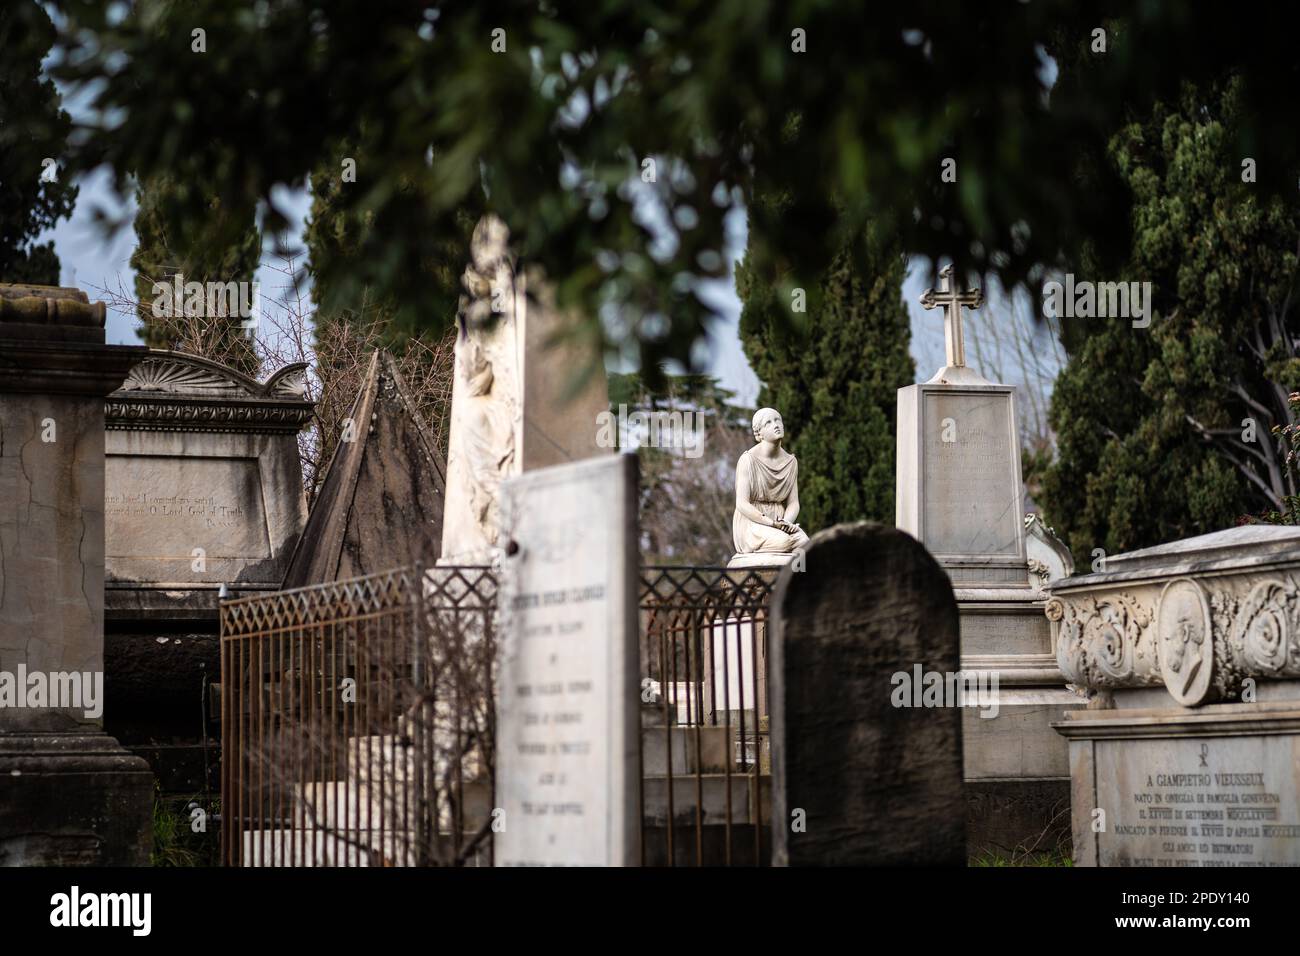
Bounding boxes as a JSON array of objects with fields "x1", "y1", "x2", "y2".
[
  {"x1": 35, "y1": 57, "x2": 1055, "y2": 410},
  {"x1": 40, "y1": 167, "x2": 1060, "y2": 408}
]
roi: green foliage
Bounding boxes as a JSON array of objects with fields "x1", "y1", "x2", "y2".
[
  {"x1": 738, "y1": 216, "x2": 913, "y2": 531},
  {"x1": 1042, "y1": 78, "x2": 1300, "y2": 558},
  {"x1": 970, "y1": 847, "x2": 1073, "y2": 867},
  {"x1": 1252, "y1": 391, "x2": 1300, "y2": 525},
  {"x1": 48, "y1": 2, "x2": 1300, "y2": 374},
  {"x1": 305, "y1": 127, "x2": 483, "y2": 343},
  {"x1": 304, "y1": 127, "x2": 469, "y2": 473},
  {"x1": 130, "y1": 170, "x2": 263, "y2": 374},
  {"x1": 151, "y1": 791, "x2": 217, "y2": 867},
  {"x1": 0, "y1": 2, "x2": 77, "y2": 284}
]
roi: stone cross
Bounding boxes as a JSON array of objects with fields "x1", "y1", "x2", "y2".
[{"x1": 919, "y1": 264, "x2": 984, "y2": 368}]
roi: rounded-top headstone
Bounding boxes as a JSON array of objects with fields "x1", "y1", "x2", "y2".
[{"x1": 770, "y1": 522, "x2": 966, "y2": 865}]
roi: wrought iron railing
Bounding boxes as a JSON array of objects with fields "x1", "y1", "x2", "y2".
[
  {"x1": 639, "y1": 565, "x2": 778, "y2": 866},
  {"x1": 220, "y1": 562, "x2": 777, "y2": 866},
  {"x1": 219, "y1": 565, "x2": 496, "y2": 866}
]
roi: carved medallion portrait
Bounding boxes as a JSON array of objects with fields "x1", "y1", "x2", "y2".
[{"x1": 1156, "y1": 578, "x2": 1213, "y2": 706}]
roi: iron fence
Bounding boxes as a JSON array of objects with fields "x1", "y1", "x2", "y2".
[
  {"x1": 639, "y1": 565, "x2": 778, "y2": 866},
  {"x1": 220, "y1": 562, "x2": 776, "y2": 866},
  {"x1": 219, "y1": 565, "x2": 496, "y2": 866}
]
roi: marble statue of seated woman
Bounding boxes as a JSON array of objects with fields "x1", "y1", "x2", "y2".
[{"x1": 729, "y1": 407, "x2": 810, "y2": 567}]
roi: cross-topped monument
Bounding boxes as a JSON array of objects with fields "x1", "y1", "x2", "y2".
[
  {"x1": 919, "y1": 263, "x2": 984, "y2": 369},
  {"x1": 900, "y1": 260, "x2": 1078, "y2": 857},
  {"x1": 901, "y1": 257, "x2": 1020, "y2": 567}
]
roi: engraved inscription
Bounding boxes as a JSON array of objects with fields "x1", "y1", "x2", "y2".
[
  {"x1": 501, "y1": 565, "x2": 609, "y2": 864},
  {"x1": 959, "y1": 613, "x2": 1050, "y2": 656},
  {"x1": 495, "y1": 457, "x2": 635, "y2": 866},
  {"x1": 105, "y1": 455, "x2": 271, "y2": 561},
  {"x1": 1097, "y1": 736, "x2": 1300, "y2": 866},
  {"x1": 922, "y1": 391, "x2": 1020, "y2": 556}
]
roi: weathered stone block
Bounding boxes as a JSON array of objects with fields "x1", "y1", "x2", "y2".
[{"x1": 770, "y1": 522, "x2": 966, "y2": 865}]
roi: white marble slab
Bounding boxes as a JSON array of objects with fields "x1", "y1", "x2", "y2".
[{"x1": 494, "y1": 454, "x2": 640, "y2": 865}]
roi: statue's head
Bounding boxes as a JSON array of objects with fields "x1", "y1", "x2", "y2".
[
  {"x1": 470, "y1": 214, "x2": 512, "y2": 273},
  {"x1": 751, "y1": 407, "x2": 785, "y2": 443}
]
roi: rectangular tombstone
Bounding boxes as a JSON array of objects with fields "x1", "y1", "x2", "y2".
[
  {"x1": 494, "y1": 454, "x2": 640, "y2": 866},
  {"x1": 0, "y1": 283, "x2": 154, "y2": 864},
  {"x1": 706, "y1": 617, "x2": 762, "y2": 723},
  {"x1": 0, "y1": 286, "x2": 146, "y2": 729},
  {"x1": 1052, "y1": 525, "x2": 1300, "y2": 867},
  {"x1": 102, "y1": 352, "x2": 313, "y2": 796},
  {"x1": 104, "y1": 351, "x2": 313, "y2": 608},
  {"x1": 1061, "y1": 700, "x2": 1300, "y2": 867},
  {"x1": 896, "y1": 382, "x2": 1027, "y2": 586},
  {"x1": 897, "y1": 375, "x2": 1076, "y2": 854},
  {"x1": 770, "y1": 522, "x2": 966, "y2": 865}
]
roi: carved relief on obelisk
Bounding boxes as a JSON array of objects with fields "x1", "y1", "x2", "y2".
[
  {"x1": 440, "y1": 215, "x2": 524, "y2": 562},
  {"x1": 439, "y1": 215, "x2": 611, "y2": 564}
]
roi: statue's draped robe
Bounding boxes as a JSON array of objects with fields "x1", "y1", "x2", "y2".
[{"x1": 732, "y1": 448, "x2": 808, "y2": 554}]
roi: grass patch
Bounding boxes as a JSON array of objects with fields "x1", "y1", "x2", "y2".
[
  {"x1": 152, "y1": 789, "x2": 219, "y2": 867},
  {"x1": 970, "y1": 846, "x2": 1073, "y2": 867}
]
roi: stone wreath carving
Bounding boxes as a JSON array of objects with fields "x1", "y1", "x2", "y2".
[
  {"x1": 1053, "y1": 591, "x2": 1157, "y2": 689},
  {"x1": 1233, "y1": 579, "x2": 1300, "y2": 676}
]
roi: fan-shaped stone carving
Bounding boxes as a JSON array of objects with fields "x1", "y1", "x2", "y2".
[
  {"x1": 107, "y1": 350, "x2": 314, "y2": 434},
  {"x1": 266, "y1": 364, "x2": 309, "y2": 398},
  {"x1": 122, "y1": 358, "x2": 241, "y2": 394}
]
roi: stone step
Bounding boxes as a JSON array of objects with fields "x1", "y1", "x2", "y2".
[
  {"x1": 290, "y1": 778, "x2": 492, "y2": 832},
  {"x1": 241, "y1": 828, "x2": 415, "y2": 867},
  {"x1": 641, "y1": 773, "x2": 772, "y2": 827},
  {"x1": 641, "y1": 724, "x2": 732, "y2": 776}
]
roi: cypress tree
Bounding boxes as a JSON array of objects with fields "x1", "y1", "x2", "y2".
[
  {"x1": 0, "y1": 3, "x2": 77, "y2": 285},
  {"x1": 737, "y1": 212, "x2": 914, "y2": 532},
  {"x1": 305, "y1": 132, "x2": 477, "y2": 474},
  {"x1": 1041, "y1": 78, "x2": 1300, "y2": 558},
  {"x1": 131, "y1": 170, "x2": 262, "y2": 374}
]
